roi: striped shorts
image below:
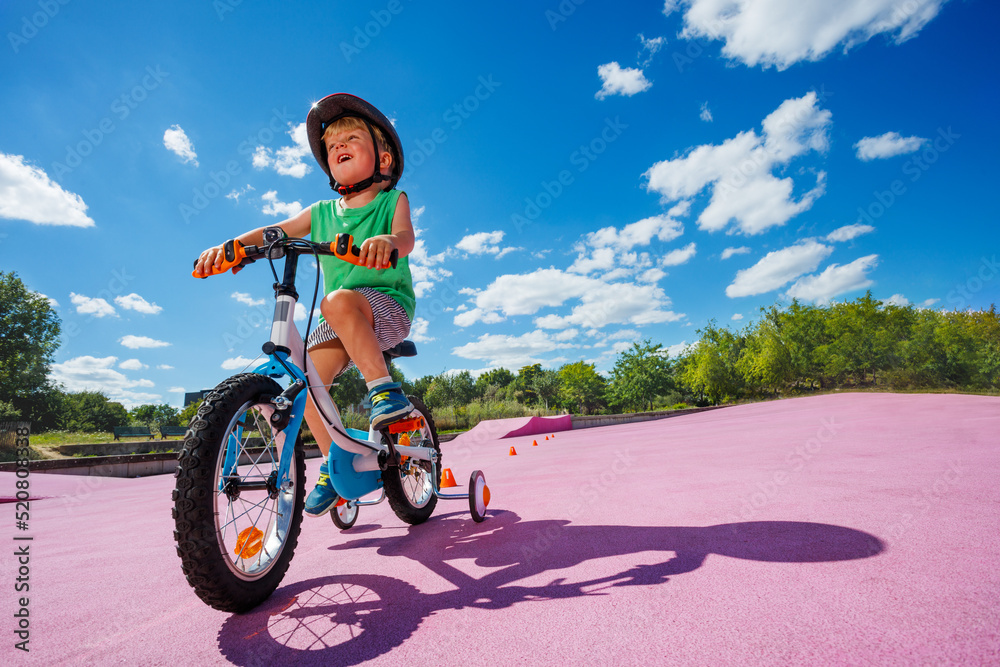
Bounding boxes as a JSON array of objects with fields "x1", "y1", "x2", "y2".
[{"x1": 305, "y1": 287, "x2": 411, "y2": 356}]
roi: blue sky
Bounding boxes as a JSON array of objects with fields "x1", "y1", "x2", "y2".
[{"x1": 2, "y1": 0, "x2": 997, "y2": 408}]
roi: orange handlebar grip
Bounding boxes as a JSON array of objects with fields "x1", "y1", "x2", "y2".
[{"x1": 192, "y1": 239, "x2": 248, "y2": 278}]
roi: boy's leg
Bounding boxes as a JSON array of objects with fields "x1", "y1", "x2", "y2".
[
  {"x1": 302, "y1": 338, "x2": 350, "y2": 458},
  {"x1": 321, "y1": 289, "x2": 387, "y2": 380},
  {"x1": 322, "y1": 289, "x2": 412, "y2": 428},
  {"x1": 302, "y1": 337, "x2": 349, "y2": 518}
]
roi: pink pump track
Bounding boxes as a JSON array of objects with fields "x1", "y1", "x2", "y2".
[{"x1": 2, "y1": 392, "x2": 998, "y2": 665}]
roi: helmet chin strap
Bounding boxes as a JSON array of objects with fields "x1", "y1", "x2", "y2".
[{"x1": 329, "y1": 117, "x2": 389, "y2": 195}]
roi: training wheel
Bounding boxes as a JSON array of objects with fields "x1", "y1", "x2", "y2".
[
  {"x1": 469, "y1": 470, "x2": 490, "y2": 523},
  {"x1": 332, "y1": 499, "x2": 359, "y2": 530}
]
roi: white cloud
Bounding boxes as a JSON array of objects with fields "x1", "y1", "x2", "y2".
[
  {"x1": 639, "y1": 34, "x2": 666, "y2": 66},
  {"x1": 168, "y1": 386, "x2": 186, "y2": 393},
  {"x1": 661, "y1": 242, "x2": 697, "y2": 267},
  {"x1": 570, "y1": 214, "x2": 684, "y2": 277},
  {"x1": 644, "y1": 92, "x2": 830, "y2": 235},
  {"x1": 0, "y1": 153, "x2": 95, "y2": 227},
  {"x1": 452, "y1": 330, "x2": 579, "y2": 368},
  {"x1": 455, "y1": 267, "x2": 683, "y2": 330},
  {"x1": 232, "y1": 291, "x2": 265, "y2": 307},
  {"x1": 666, "y1": 0, "x2": 947, "y2": 70},
  {"x1": 726, "y1": 240, "x2": 833, "y2": 298},
  {"x1": 226, "y1": 185, "x2": 255, "y2": 203},
  {"x1": 221, "y1": 356, "x2": 256, "y2": 370},
  {"x1": 585, "y1": 214, "x2": 684, "y2": 252},
  {"x1": 920, "y1": 298, "x2": 939, "y2": 308},
  {"x1": 854, "y1": 131, "x2": 928, "y2": 161},
  {"x1": 114, "y1": 293, "x2": 162, "y2": 315},
  {"x1": 732, "y1": 313, "x2": 744, "y2": 321},
  {"x1": 882, "y1": 294, "x2": 910, "y2": 307},
  {"x1": 457, "y1": 230, "x2": 505, "y2": 255},
  {"x1": 533, "y1": 282, "x2": 684, "y2": 330},
  {"x1": 721, "y1": 246, "x2": 751, "y2": 259},
  {"x1": 827, "y1": 223, "x2": 875, "y2": 242},
  {"x1": 119, "y1": 359, "x2": 147, "y2": 370},
  {"x1": 120, "y1": 335, "x2": 170, "y2": 349},
  {"x1": 785, "y1": 255, "x2": 880, "y2": 304},
  {"x1": 595, "y1": 62, "x2": 652, "y2": 100},
  {"x1": 39, "y1": 294, "x2": 59, "y2": 308},
  {"x1": 163, "y1": 125, "x2": 199, "y2": 166},
  {"x1": 70, "y1": 293, "x2": 116, "y2": 318},
  {"x1": 700, "y1": 102, "x2": 713, "y2": 122},
  {"x1": 50, "y1": 355, "x2": 160, "y2": 408},
  {"x1": 293, "y1": 302, "x2": 322, "y2": 323},
  {"x1": 157, "y1": 364, "x2": 174, "y2": 370},
  {"x1": 408, "y1": 317, "x2": 434, "y2": 343},
  {"x1": 261, "y1": 190, "x2": 303, "y2": 217},
  {"x1": 408, "y1": 236, "x2": 453, "y2": 298},
  {"x1": 252, "y1": 122, "x2": 311, "y2": 178}
]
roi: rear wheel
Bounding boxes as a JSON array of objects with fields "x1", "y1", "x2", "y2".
[
  {"x1": 172, "y1": 373, "x2": 305, "y2": 613},
  {"x1": 382, "y1": 396, "x2": 440, "y2": 525},
  {"x1": 331, "y1": 500, "x2": 359, "y2": 529}
]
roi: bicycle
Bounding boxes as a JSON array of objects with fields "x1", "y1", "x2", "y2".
[{"x1": 172, "y1": 228, "x2": 491, "y2": 613}]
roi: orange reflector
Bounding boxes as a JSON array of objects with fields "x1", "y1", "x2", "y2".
[
  {"x1": 388, "y1": 417, "x2": 424, "y2": 434},
  {"x1": 234, "y1": 527, "x2": 264, "y2": 559},
  {"x1": 440, "y1": 468, "x2": 457, "y2": 488},
  {"x1": 483, "y1": 485, "x2": 491, "y2": 507},
  {"x1": 398, "y1": 433, "x2": 411, "y2": 447},
  {"x1": 334, "y1": 497, "x2": 348, "y2": 508}
]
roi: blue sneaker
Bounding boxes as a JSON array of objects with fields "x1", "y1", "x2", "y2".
[
  {"x1": 304, "y1": 460, "x2": 339, "y2": 518},
  {"x1": 367, "y1": 382, "x2": 413, "y2": 430}
]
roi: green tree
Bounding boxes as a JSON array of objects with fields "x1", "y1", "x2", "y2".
[
  {"x1": 423, "y1": 371, "x2": 476, "y2": 409},
  {"x1": 532, "y1": 369, "x2": 561, "y2": 410},
  {"x1": 737, "y1": 307, "x2": 792, "y2": 395},
  {"x1": 329, "y1": 366, "x2": 368, "y2": 410},
  {"x1": 607, "y1": 340, "x2": 675, "y2": 411},
  {"x1": 474, "y1": 367, "x2": 515, "y2": 398},
  {"x1": 62, "y1": 391, "x2": 129, "y2": 432},
  {"x1": 129, "y1": 404, "x2": 180, "y2": 429},
  {"x1": 0, "y1": 272, "x2": 62, "y2": 425},
  {"x1": 514, "y1": 364, "x2": 542, "y2": 404},
  {"x1": 178, "y1": 400, "x2": 203, "y2": 426},
  {"x1": 681, "y1": 324, "x2": 745, "y2": 405},
  {"x1": 558, "y1": 361, "x2": 606, "y2": 414}
]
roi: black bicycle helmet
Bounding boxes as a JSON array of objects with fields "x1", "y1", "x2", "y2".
[{"x1": 306, "y1": 93, "x2": 403, "y2": 194}]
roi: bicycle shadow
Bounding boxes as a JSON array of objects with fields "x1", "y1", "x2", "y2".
[{"x1": 217, "y1": 511, "x2": 884, "y2": 666}]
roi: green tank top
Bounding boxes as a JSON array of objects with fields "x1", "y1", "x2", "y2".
[{"x1": 310, "y1": 189, "x2": 415, "y2": 320}]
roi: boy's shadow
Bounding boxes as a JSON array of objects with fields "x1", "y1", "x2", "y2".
[{"x1": 217, "y1": 511, "x2": 884, "y2": 667}]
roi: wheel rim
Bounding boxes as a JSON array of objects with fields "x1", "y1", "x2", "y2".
[
  {"x1": 213, "y1": 400, "x2": 296, "y2": 581},
  {"x1": 336, "y1": 502, "x2": 358, "y2": 524},
  {"x1": 396, "y1": 414, "x2": 435, "y2": 509}
]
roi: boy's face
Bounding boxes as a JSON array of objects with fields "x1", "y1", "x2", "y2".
[{"x1": 325, "y1": 127, "x2": 389, "y2": 189}]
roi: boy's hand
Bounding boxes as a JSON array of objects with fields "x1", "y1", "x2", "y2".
[
  {"x1": 193, "y1": 242, "x2": 246, "y2": 277},
  {"x1": 358, "y1": 235, "x2": 397, "y2": 270}
]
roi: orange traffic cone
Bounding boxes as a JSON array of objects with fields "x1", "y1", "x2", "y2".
[
  {"x1": 509, "y1": 446, "x2": 517, "y2": 456},
  {"x1": 551, "y1": 434, "x2": 556, "y2": 438},
  {"x1": 532, "y1": 439, "x2": 538, "y2": 447},
  {"x1": 545, "y1": 435, "x2": 549, "y2": 440},
  {"x1": 440, "y1": 468, "x2": 457, "y2": 488}
]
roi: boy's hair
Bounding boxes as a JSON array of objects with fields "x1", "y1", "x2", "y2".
[{"x1": 323, "y1": 116, "x2": 394, "y2": 172}]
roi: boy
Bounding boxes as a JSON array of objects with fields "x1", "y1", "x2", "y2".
[{"x1": 193, "y1": 94, "x2": 416, "y2": 517}]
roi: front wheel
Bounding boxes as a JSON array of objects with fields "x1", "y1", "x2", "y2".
[
  {"x1": 172, "y1": 373, "x2": 305, "y2": 613},
  {"x1": 382, "y1": 396, "x2": 440, "y2": 525}
]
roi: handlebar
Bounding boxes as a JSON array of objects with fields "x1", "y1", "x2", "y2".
[{"x1": 192, "y1": 234, "x2": 398, "y2": 279}]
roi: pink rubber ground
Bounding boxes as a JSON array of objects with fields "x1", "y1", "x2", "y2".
[{"x1": 2, "y1": 393, "x2": 998, "y2": 665}]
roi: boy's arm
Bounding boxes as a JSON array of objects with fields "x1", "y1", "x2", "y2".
[
  {"x1": 193, "y1": 206, "x2": 312, "y2": 277},
  {"x1": 358, "y1": 192, "x2": 415, "y2": 269}
]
